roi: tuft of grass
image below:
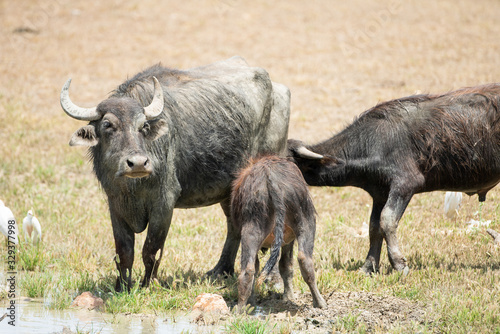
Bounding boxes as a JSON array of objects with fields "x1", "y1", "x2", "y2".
[
  {"x1": 45, "y1": 287, "x2": 73, "y2": 310},
  {"x1": 104, "y1": 281, "x2": 145, "y2": 314},
  {"x1": 18, "y1": 242, "x2": 47, "y2": 271},
  {"x1": 332, "y1": 313, "x2": 367, "y2": 333},
  {"x1": 225, "y1": 316, "x2": 277, "y2": 334},
  {"x1": 19, "y1": 271, "x2": 53, "y2": 298}
]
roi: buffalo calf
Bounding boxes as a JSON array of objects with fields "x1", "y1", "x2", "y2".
[{"x1": 231, "y1": 156, "x2": 327, "y2": 310}]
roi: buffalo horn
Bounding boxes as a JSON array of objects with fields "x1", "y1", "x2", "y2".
[
  {"x1": 296, "y1": 146, "x2": 324, "y2": 160},
  {"x1": 143, "y1": 77, "x2": 164, "y2": 120},
  {"x1": 60, "y1": 78, "x2": 100, "y2": 121}
]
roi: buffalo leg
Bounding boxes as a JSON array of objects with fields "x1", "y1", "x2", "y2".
[
  {"x1": 111, "y1": 213, "x2": 135, "y2": 292},
  {"x1": 142, "y1": 209, "x2": 174, "y2": 287},
  {"x1": 361, "y1": 200, "x2": 385, "y2": 275},
  {"x1": 296, "y1": 227, "x2": 327, "y2": 308},
  {"x1": 207, "y1": 198, "x2": 240, "y2": 277},
  {"x1": 237, "y1": 224, "x2": 263, "y2": 311},
  {"x1": 380, "y1": 190, "x2": 413, "y2": 272},
  {"x1": 279, "y1": 242, "x2": 295, "y2": 302}
]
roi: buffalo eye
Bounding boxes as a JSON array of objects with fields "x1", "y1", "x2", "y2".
[{"x1": 101, "y1": 120, "x2": 114, "y2": 132}]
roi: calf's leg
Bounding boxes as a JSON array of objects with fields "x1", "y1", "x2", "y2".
[
  {"x1": 279, "y1": 242, "x2": 295, "y2": 302},
  {"x1": 296, "y1": 227, "x2": 326, "y2": 308},
  {"x1": 237, "y1": 224, "x2": 264, "y2": 311}
]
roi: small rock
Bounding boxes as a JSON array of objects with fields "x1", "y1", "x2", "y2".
[
  {"x1": 311, "y1": 318, "x2": 321, "y2": 326},
  {"x1": 191, "y1": 293, "x2": 229, "y2": 325},
  {"x1": 192, "y1": 293, "x2": 229, "y2": 314},
  {"x1": 71, "y1": 292, "x2": 104, "y2": 310},
  {"x1": 487, "y1": 229, "x2": 500, "y2": 245}
]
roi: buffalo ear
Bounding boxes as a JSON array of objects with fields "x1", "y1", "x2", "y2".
[
  {"x1": 70, "y1": 125, "x2": 98, "y2": 147},
  {"x1": 146, "y1": 119, "x2": 169, "y2": 141}
]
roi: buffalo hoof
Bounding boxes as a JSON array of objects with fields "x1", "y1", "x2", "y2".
[
  {"x1": 115, "y1": 281, "x2": 125, "y2": 292},
  {"x1": 391, "y1": 258, "x2": 409, "y2": 274},
  {"x1": 391, "y1": 262, "x2": 410, "y2": 276},
  {"x1": 360, "y1": 260, "x2": 378, "y2": 276},
  {"x1": 313, "y1": 296, "x2": 328, "y2": 309},
  {"x1": 402, "y1": 266, "x2": 410, "y2": 276},
  {"x1": 115, "y1": 278, "x2": 132, "y2": 292},
  {"x1": 206, "y1": 265, "x2": 235, "y2": 279}
]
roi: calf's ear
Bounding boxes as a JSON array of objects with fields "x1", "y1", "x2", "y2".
[
  {"x1": 70, "y1": 125, "x2": 98, "y2": 146},
  {"x1": 146, "y1": 119, "x2": 169, "y2": 141}
]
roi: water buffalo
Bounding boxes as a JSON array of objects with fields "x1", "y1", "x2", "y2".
[
  {"x1": 231, "y1": 156, "x2": 326, "y2": 310},
  {"x1": 61, "y1": 57, "x2": 290, "y2": 290},
  {"x1": 287, "y1": 83, "x2": 500, "y2": 275}
]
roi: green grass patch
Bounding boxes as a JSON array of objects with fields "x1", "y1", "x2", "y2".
[
  {"x1": 18, "y1": 243, "x2": 47, "y2": 271},
  {"x1": 19, "y1": 271, "x2": 53, "y2": 298},
  {"x1": 332, "y1": 313, "x2": 367, "y2": 333},
  {"x1": 225, "y1": 316, "x2": 278, "y2": 334}
]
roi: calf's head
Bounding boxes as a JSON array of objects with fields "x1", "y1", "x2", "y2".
[
  {"x1": 286, "y1": 139, "x2": 323, "y2": 161},
  {"x1": 286, "y1": 139, "x2": 348, "y2": 185},
  {"x1": 61, "y1": 77, "x2": 169, "y2": 179}
]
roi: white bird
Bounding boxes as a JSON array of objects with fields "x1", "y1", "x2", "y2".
[
  {"x1": 355, "y1": 221, "x2": 369, "y2": 238},
  {"x1": 444, "y1": 191, "x2": 462, "y2": 219},
  {"x1": 23, "y1": 209, "x2": 42, "y2": 244},
  {"x1": 0, "y1": 200, "x2": 19, "y2": 244}
]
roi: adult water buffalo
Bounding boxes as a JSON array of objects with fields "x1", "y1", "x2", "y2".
[
  {"x1": 287, "y1": 83, "x2": 500, "y2": 275},
  {"x1": 61, "y1": 57, "x2": 290, "y2": 290}
]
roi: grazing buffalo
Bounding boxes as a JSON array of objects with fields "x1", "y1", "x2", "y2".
[
  {"x1": 231, "y1": 156, "x2": 326, "y2": 310},
  {"x1": 61, "y1": 57, "x2": 290, "y2": 290},
  {"x1": 287, "y1": 83, "x2": 500, "y2": 275}
]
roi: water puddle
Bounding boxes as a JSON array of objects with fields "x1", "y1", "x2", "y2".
[{"x1": 0, "y1": 298, "x2": 218, "y2": 333}]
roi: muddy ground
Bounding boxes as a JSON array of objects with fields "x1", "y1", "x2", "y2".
[
  {"x1": 189, "y1": 289, "x2": 427, "y2": 333},
  {"x1": 256, "y1": 291, "x2": 427, "y2": 332}
]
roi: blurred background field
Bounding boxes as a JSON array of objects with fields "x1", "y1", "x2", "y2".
[{"x1": 1, "y1": 1, "x2": 500, "y2": 333}]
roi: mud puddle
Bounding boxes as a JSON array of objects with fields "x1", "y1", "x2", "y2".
[{"x1": 0, "y1": 298, "x2": 216, "y2": 334}]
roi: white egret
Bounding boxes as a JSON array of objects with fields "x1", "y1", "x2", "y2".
[
  {"x1": 444, "y1": 192, "x2": 462, "y2": 219},
  {"x1": 0, "y1": 200, "x2": 19, "y2": 244},
  {"x1": 23, "y1": 210, "x2": 42, "y2": 244}
]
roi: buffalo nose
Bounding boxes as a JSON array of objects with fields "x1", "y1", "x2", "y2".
[
  {"x1": 126, "y1": 156, "x2": 149, "y2": 169},
  {"x1": 120, "y1": 155, "x2": 152, "y2": 178}
]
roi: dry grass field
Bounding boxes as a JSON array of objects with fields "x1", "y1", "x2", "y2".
[{"x1": 1, "y1": 0, "x2": 500, "y2": 333}]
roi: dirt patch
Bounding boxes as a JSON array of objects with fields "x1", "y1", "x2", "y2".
[{"x1": 255, "y1": 291, "x2": 428, "y2": 332}]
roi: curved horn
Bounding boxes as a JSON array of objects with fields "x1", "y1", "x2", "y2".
[
  {"x1": 296, "y1": 146, "x2": 324, "y2": 160},
  {"x1": 60, "y1": 78, "x2": 100, "y2": 121},
  {"x1": 143, "y1": 77, "x2": 164, "y2": 120}
]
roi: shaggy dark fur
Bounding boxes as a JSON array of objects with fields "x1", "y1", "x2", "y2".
[{"x1": 287, "y1": 83, "x2": 500, "y2": 275}]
